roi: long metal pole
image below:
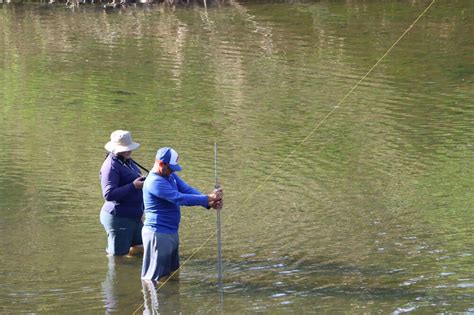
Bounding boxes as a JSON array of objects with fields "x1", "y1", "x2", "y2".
[
  {"x1": 214, "y1": 142, "x2": 224, "y2": 309},
  {"x1": 215, "y1": 143, "x2": 223, "y2": 283}
]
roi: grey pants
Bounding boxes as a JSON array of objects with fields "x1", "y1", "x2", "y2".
[{"x1": 141, "y1": 227, "x2": 180, "y2": 281}]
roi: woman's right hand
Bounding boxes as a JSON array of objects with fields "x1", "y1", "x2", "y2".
[{"x1": 133, "y1": 176, "x2": 146, "y2": 189}]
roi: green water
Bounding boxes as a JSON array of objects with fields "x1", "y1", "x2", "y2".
[{"x1": 0, "y1": 0, "x2": 473, "y2": 313}]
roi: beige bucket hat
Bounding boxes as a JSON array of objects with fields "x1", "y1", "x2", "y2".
[{"x1": 104, "y1": 130, "x2": 140, "y2": 154}]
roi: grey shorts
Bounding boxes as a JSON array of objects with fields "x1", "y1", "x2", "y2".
[{"x1": 141, "y1": 227, "x2": 180, "y2": 281}]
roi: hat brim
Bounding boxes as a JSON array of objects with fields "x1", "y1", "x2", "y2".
[
  {"x1": 169, "y1": 163, "x2": 182, "y2": 172},
  {"x1": 104, "y1": 142, "x2": 140, "y2": 154}
]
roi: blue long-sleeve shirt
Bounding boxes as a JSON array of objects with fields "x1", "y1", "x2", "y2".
[
  {"x1": 100, "y1": 154, "x2": 144, "y2": 218},
  {"x1": 143, "y1": 172, "x2": 208, "y2": 233}
]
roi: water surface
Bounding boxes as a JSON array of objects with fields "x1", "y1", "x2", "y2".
[{"x1": 0, "y1": 0, "x2": 473, "y2": 313}]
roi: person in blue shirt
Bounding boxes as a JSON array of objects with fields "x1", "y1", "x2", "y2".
[
  {"x1": 100, "y1": 130, "x2": 146, "y2": 256},
  {"x1": 141, "y1": 147, "x2": 223, "y2": 282}
]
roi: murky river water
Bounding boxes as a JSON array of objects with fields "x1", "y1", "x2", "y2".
[{"x1": 0, "y1": 0, "x2": 473, "y2": 313}]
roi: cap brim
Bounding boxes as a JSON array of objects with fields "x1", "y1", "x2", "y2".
[{"x1": 169, "y1": 164, "x2": 182, "y2": 172}]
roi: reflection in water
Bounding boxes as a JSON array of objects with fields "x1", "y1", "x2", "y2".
[
  {"x1": 218, "y1": 281, "x2": 224, "y2": 314},
  {"x1": 102, "y1": 256, "x2": 143, "y2": 313},
  {"x1": 102, "y1": 256, "x2": 119, "y2": 312},
  {"x1": 0, "y1": 1, "x2": 473, "y2": 313},
  {"x1": 142, "y1": 280, "x2": 181, "y2": 315}
]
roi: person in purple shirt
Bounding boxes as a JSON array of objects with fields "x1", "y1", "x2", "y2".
[
  {"x1": 141, "y1": 147, "x2": 223, "y2": 282},
  {"x1": 100, "y1": 130, "x2": 146, "y2": 256}
]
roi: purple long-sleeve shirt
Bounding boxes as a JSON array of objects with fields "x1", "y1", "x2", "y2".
[{"x1": 100, "y1": 154, "x2": 144, "y2": 218}]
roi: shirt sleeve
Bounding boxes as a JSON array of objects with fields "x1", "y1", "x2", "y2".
[
  {"x1": 174, "y1": 174, "x2": 204, "y2": 195},
  {"x1": 152, "y1": 176, "x2": 208, "y2": 208},
  {"x1": 101, "y1": 163, "x2": 136, "y2": 202}
]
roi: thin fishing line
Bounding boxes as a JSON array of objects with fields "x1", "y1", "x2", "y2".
[
  {"x1": 224, "y1": 0, "x2": 436, "y2": 223},
  {"x1": 133, "y1": 232, "x2": 219, "y2": 315},
  {"x1": 131, "y1": 1, "x2": 435, "y2": 313}
]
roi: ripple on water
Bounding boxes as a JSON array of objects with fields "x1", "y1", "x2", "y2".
[{"x1": 1, "y1": 1, "x2": 473, "y2": 313}]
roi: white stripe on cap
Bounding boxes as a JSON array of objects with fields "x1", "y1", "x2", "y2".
[{"x1": 169, "y1": 148, "x2": 179, "y2": 166}]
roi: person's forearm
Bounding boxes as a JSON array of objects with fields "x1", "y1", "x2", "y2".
[{"x1": 178, "y1": 193, "x2": 208, "y2": 207}]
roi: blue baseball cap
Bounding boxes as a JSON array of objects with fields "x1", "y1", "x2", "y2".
[{"x1": 156, "y1": 147, "x2": 182, "y2": 172}]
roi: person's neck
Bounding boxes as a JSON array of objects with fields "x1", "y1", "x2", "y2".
[{"x1": 115, "y1": 154, "x2": 129, "y2": 162}]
